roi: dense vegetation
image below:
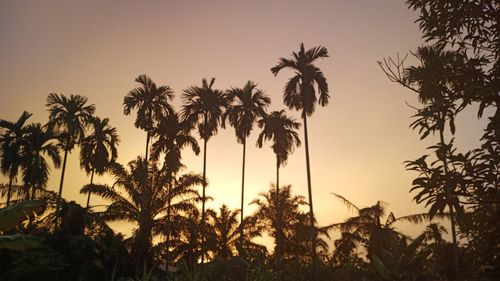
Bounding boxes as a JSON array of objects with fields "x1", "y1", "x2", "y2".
[{"x1": 1, "y1": 1, "x2": 498, "y2": 280}]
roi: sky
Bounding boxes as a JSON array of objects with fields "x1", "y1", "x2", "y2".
[{"x1": 0, "y1": 0, "x2": 490, "y2": 245}]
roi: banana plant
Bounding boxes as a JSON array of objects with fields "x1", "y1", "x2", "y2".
[{"x1": 0, "y1": 199, "x2": 45, "y2": 251}]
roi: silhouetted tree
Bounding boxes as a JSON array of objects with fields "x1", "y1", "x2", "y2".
[
  {"x1": 380, "y1": 2, "x2": 500, "y2": 276},
  {"x1": 257, "y1": 110, "x2": 301, "y2": 275},
  {"x1": 271, "y1": 43, "x2": 330, "y2": 273},
  {"x1": 170, "y1": 207, "x2": 205, "y2": 267},
  {"x1": 225, "y1": 81, "x2": 271, "y2": 250},
  {"x1": 380, "y1": 45, "x2": 485, "y2": 277},
  {"x1": 327, "y1": 193, "x2": 443, "y2": 262},
  {"x1": 206, "y1": 204, "x2": 264, "y2": 260},
  {"x1": 151, "y1": 112, "x2": 200, "y2": 264},
  {"x1": 123, "y1": 74, "x2": 174, "y2": 162},
  {"x1": 181, "y1": 77, "x2": 230, "y2": 263},
  {"x1": 80, "y1": 116, "x2": 119, "y2": 208},
  {"x1": 21, "y1": 123, "x2": 61, "y2": 199},
  {"x1": 46, "y1": 93, "x2": 95, "y2": 216},
  {"x1": 0, "y1": 111, "x2": 32, "y2": 206},
  {"x1": 151, "y1": 172, "x2": 202, "y2": 265},
  {"x1": 81, "y1": 157, "x2": 166, "y2": 265},
  {"x1": 251, "y1": 185, "x2": 329, "y2": 277}
]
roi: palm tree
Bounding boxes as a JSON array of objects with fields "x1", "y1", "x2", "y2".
[
  {"x1": 225, "y1": 81, "x2": 271, "y2": 249},
  {"x1": 46, "y1": 93, "x2": 95, "y2": 215},
  {"x1": 123, "y1": 74, "x2": 174, "y2": 162},
  {"x1": 0, "y1": 111, "x2": 32, "y2": 206},
  {"x1": 327, "y1": 193, "x2": 446, "y2": 261},
  {"x1": 79, "y1": 116, "x2": 119, "y2": 208},
  {"x1": 21, "y1": 123, "x2": 61, "y2": 199},
  {"x1": 81, "y1": 157, "x2": 168, "y2": 264},
  {"x1": 181, "y1": 77, "x2": 230, "y2": 262},
  {"x1": 151, "y1": 112, "x2": 200, "y2": 263},
  {"x1": 271, "y1": 43, "x2": 330, "y2": 271},
  {"x1": 151, "y1": 112, "x2": 200, "y2": 174},
  {"x1": 171, "y1": 207, "x2": 205, "y2": 267},
  {"x1": 251, "y1": 185, "x2": 329, "y2": 264},
  {"x1": 154, "y1": 172, "x2": 203, "y2": 264},
  {"x1": 207, "y1": 205, "x2": 239, "y2": 259},
  {"x1": 256, "y1": 110, "x2": 301, "y2": 275}
]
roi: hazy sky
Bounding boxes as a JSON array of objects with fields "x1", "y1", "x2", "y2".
[{"x1": 0, "y1": 0, "x2": 489, "y2": 242}]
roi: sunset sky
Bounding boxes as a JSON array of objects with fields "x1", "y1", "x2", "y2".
[{"x1": 0, "y1": 0, "x2": 489, "y2": 243}]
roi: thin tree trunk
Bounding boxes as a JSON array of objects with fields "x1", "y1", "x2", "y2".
[
  {"x1": 30, "y1": 160, "x2": 38, "y2": 200},
  {"x1": 439, "y1": 118, "x2": 460, "y2": 278},
  {"x1": 56, "y1": 139, "x2": 70, "y2": 218},
  {"x1": 303, "y1": 114, "x2": 317, "y2": 281},
  {"x1": 201, "y1": 136, "x2": 207, "y2": 264},
  {"x1": 85, "y1": 169, "x2": 95, "y2": 209},
  {"x1": 6, "y1": 174, "x2": 14, "y2": 207},
  {"x1": 166, "y1": 176, "x2": 173, "y2": 265},
  {"x1": 145, "y1": 131, "x2": 150, "y2": 163},
  {"x1": 276, "y1": 156, "x2": 283, "y2": 281},
  {"x1": 239, "y1": 137, "x2": 246, "y2": 251}
]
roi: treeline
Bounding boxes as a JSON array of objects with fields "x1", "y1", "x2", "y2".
[{"x1": 1, "y1": 0, "x2": 499, "y2": 280}]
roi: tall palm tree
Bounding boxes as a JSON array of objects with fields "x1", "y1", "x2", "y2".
[
  {"x1": 181, "y1": 77, "x2": 230, "y2": 262},
  {"x1": 46, "y1": 93, "x2": 95, "y2": 215},
  {"x1": 225, "y1": 81, "x2": 271, "y2": 249},
  {"x1": 123, "y1": 74, "x2": 174, "y2": 162},
  {"x1": 0, "y1": 111, "x2": 32, "y2": 206},
  {"x1": 256, "y1": 110, "x2": 301, "y2": 275},
  {"x1": 21, "y1": 123, "x2": 61, "y2": 199},
  {"x1": 151, "y1": 113, "x2": 200, "y2": 174},
  {"x1": 81, "y1": 157, "x2": 167, "y2": 264},
  {"x1": 151, "y1": 112, "x2": 200, "y2": 263},
  {"x1": 271, "y1": 43, "x2": 330, "y2": 270},
  {"x1": 79, "y1": 116, "x2": 119, "y2": 208}
]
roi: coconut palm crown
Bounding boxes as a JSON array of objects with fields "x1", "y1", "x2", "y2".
[
  {"x1": 123, "y1": 74, "x2": 174, "y2": 161},
  {"x1": 271, "y1": 43, "x2": 330, "y2": 117},
  {"x1": 46, "y1": 93, "x2": 95, "y2": 215},
  {"x1": 21, "y1": 123, "x2": 61, "y2": 199},
  {"x1": 0, "y1": 111, "x2": 32, "y2": 206},
  {"x1": 80, "y1": 116, "x2": 120, "y2": 208}
]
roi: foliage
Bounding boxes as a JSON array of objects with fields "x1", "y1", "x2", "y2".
[
  {"x1": 21, "y1": 123, "x2": 61, "y2": 200},
  {"x1": 379, "y1": 0, "x2": 500, "y2": 279},
  {"x1": 123, "y1": 74, "x2": 174, "y2": 136},
  {"x1": 0, "y1": 200, "x2": 45, "y2": 251},
  {"x1": 81, "y1": 157, "x2": 169, "y2": 263},
  {"x1": 0, "y1": 111, "x2": 32, "y2": 206}
]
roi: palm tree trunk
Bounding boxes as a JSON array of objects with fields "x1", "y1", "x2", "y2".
[
  {"x1": 85, "y1": 169, "x2": 95, "y2": 209},
  {"x1": 145, "y1": 131, "x2": 150, "y2": 163},
  {"x1": 56, "y1": 139, "x2": 70, "y2": 218},
  {"x1": 276, "y1": 156, "x2": 283, "y2": 281},
  {"x1": 303, "y1": 114, "x2": 318, "y2": 280},
  {"x1": 31, "y1": 161, "x2": 38, "y2": 200},
  {"x1": 201, "y1": 136, "x2": 208, "y2": 264},
  {"x1": 6, "y1": 174, "x2": 14, "y2": 207},
  {"x1": 239, "y1": 137, "x2": 246, "y2": 251},
  {"x1": 166, "y1": 176, "x2": 173, "y2": 265}
]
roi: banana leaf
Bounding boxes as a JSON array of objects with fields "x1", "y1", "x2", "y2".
[
  {"x1": 0, "y1": 234, "x2": 42, "y2": 251},
  {"x1": 0, "y1": 199, "x2": 45, "y2": 232}
]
